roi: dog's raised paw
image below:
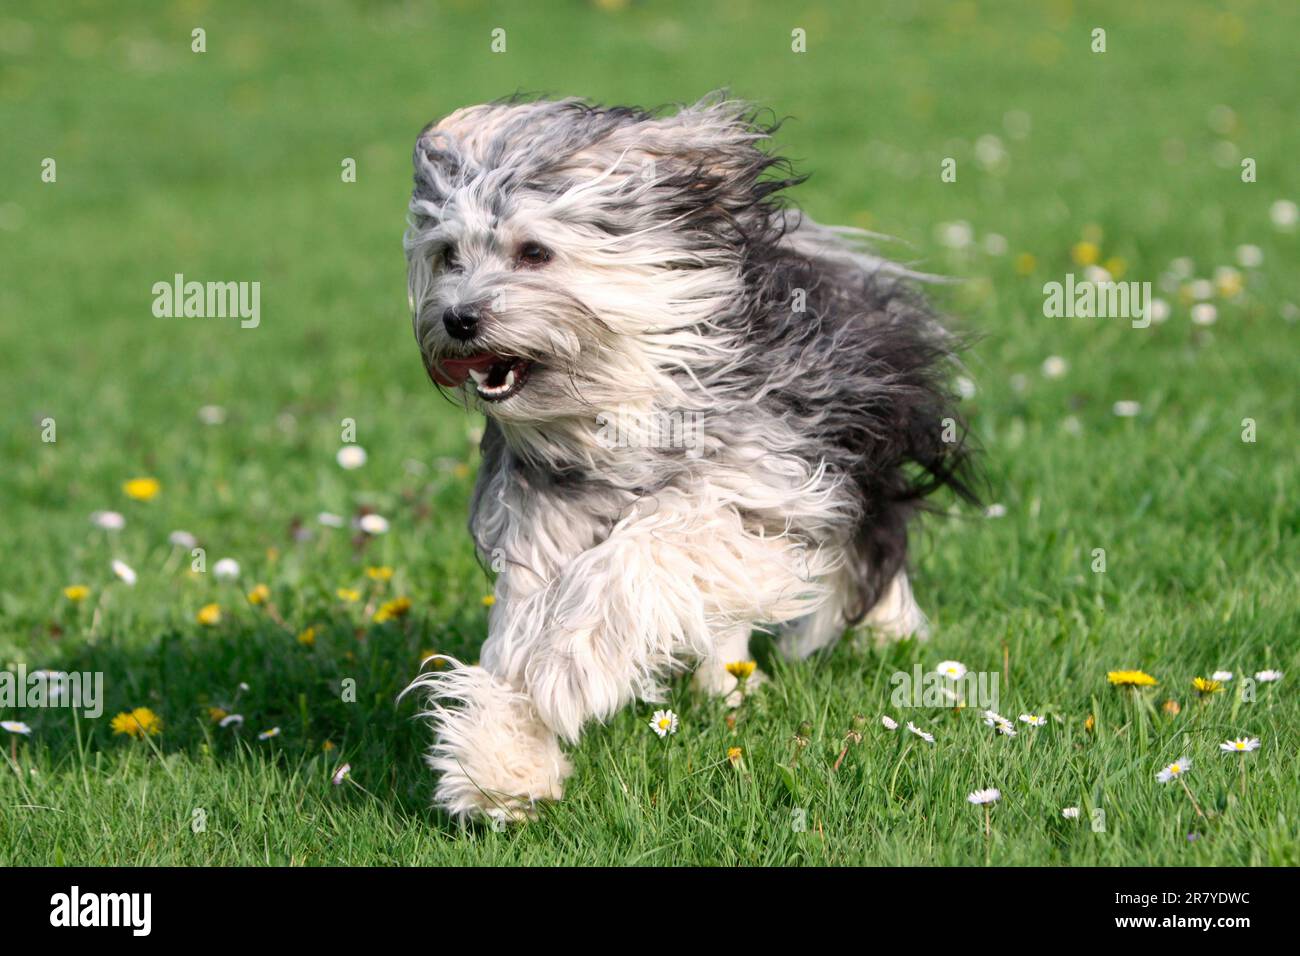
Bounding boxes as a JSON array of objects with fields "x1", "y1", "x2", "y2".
[{"x1": 408, "y1": 662, "x2": 572, "y2": 824}]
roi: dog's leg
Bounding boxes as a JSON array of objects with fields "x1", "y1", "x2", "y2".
[
  {"x1": 409, "y1": 659, "x2": 571, "y2": 824},
  {"x1": 861, "y1": 570, "x2": 929, "y2": 641},
  {"x1": 417, "y1": 498, "x2": 829, "y2": 822},
  {"x1": 692, "y1": 623, "x2": 764, "y2": 706},
  {"x1": 779, "y1": 565, "x2": 928, "y2": 660}
]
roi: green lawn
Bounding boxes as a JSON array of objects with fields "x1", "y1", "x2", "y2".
[{"x1": 1, "y1": 0, "x2": 1296, "y2": 865}]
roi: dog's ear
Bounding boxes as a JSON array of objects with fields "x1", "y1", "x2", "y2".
[
  {"x1": 412, "y1": 103, "x2": 505, "y2": 205},
  {"x1": 602, "y1": 95, "x2": 803, "y2": 238},
  {"x1": 412, "y1": 120, "x2": 463, "y2": 206}
]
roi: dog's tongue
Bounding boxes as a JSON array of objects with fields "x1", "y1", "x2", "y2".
[{"x1": 431, "y1": 354, "x2": 499, "y2": 387}]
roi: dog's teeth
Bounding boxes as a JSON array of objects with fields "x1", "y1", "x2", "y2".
[
  {"x1": 502, "y1": 369, "x2": 516, "y2": 391},
  {"x1": 468, "y1": 368, "x2": 488, "y2": 386}
]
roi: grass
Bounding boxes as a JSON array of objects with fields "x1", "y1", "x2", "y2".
[{"x1": 1, "y1": 0, "x2": 1296, "y2": 866}]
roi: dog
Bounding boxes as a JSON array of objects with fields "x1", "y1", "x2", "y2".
[{"x1": 402, "y1": 95, "x2": 976, "y2": 822}]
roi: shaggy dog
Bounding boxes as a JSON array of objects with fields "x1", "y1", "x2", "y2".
[{"x1": 402, "y1": 95, "x2": 975, "y2": 822}]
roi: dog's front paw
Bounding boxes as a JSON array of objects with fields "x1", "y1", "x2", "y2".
[{"x1": 408, "y1": 661, "x2": 572, "y2": 824}]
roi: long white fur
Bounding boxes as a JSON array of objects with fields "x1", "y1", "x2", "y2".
[{"x1": 402, "y1": 97, "x2": 942, "y2": 821}]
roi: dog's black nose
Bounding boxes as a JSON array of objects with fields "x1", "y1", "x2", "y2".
[{"x1": 442, "y1": 306, "x2": 479, "y2": 340}]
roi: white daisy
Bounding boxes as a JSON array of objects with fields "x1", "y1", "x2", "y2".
[
  {"x1": 197, "y1": 404, "x2": 227, "y2": 425},
  {"x1": 331, "y1": 763, "x2": 351, "y2": 785},
  {"x1": 317, "y1": 512, "x2": 345, "y2": 528},
  {"x1": 1156, "y1": 758, "x2": 1191, "y2": 783},
  {"x1": 257, "y1": 727, "x2": 280, "y2": 741},
  {"x1": 1149, "y1": 298, "x2": 1171, "y2": 323},
  {"x1": 1270, "y1": 198, "x2": 1298, "y2": 230},
  {"x1": 91, "y1": 510, "x2": 126, "y2": 531},
  {"x1": 1211, "y1": 670, "x2": 1233, "y2": 682},
  {"x1": 358, "y1": 514, "x2": 389, "y2": 535},
  {"x1": 935, "y1": 660, "x2": 967, "y2": 680},
  {"x1": 1061, "y1": 807, "x2": 1080, "y2": 819},
  {"x1": 1190, "y1": 303, "x2": 1218, "y2": 326},
  {"x1": 168, "y1": 530, "x2": 198, "y2": 549},
  {"x1": 982, "y1": 710, "x2": 1017, "y2": 736},
  {"x1": 1041, "y1": 355, "x2": 1068, "y2": 379},
  {"x1": 213, "y1": 558, "x2": 240, "y2": 581},
  {"x1": 1219, "y1": 737, "x2": 1260, "y2": 754},
  {"x1": 649, "y1": 709, "x2": 678, "y2": 737},
  {"x1": 967, "y1": 788, "x2": 1001, "y2": 805},
  {"x1": 218, "y1": 714, "x2": 244, "y2": 728},
  {"x1": 1019, "y1": 713, "x2": 1046, "y2": 726},
  {"x1": 111, "y1": 559, "x2": 137, "y2": 586},
  {"x1": 336, "y1": 445, "x2": 368, "y2": 470},
  {"x1": 1112, "y1": 400, "x2": 1142, "y2": 418},
  {"x1": 984, "y1": 504, "x2": 1006, "y2": 518},
  {"x1": 905, "y1": 721, "x2": 935, "y2": 744},
  {"x1": 881, "y1": 715, "x2": 898, "y2": 731},
  {"x1": 937, "y1": 220, "x2": 974, "y2": 249},
  {"x1": 1235, "y1": 244, "x2": 1263, "y2": 268},
  {"x1": 1, "y1": 721, "x2": 32, "y2": 735},
  {"x1": 1255, "y1": 670, "x2": 1283, "y2": 683}
]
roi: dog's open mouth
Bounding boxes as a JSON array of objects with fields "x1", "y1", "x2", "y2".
[{"x1": 431, "y1": 353, "x2": 533, "y2": 402}]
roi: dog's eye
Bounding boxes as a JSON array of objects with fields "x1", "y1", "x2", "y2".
[
  {"x1": 515, "y1": 242, "x2": 552, "y2": 268},
  {"x1": 441, "y1": 245, "x2": 459, "y2": 270}
]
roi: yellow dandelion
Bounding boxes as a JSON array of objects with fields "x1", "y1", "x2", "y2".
[
  {"x1": 1071, "y1": 241, "x2": 1101, "y2": 266},
  {"x1": 196, "y1": 603, "x2": 222, "y2": 626},
  {"x1": 481, "y1": 594, "x2": 496, "y2": 607},
  {"x1": 373, "y1": 596, "x2": 413, "y2": 623},
  {"x1": 208, "y1": 706, "x2": 228, "y2": 724},
  {"x1": 420, "y1": 651, "x2": 446, "y2": 668},
  {"x1": 453, "y1": 463, "x2": 471, "y2": 479},
  {"x1": 1104, "y1": 256, "x2": 1127, "y2": 279},
  {"x1": 1192, "y1": 677, "x2": 1223, "y2": 696},
  {"x1": 725, "y1": 660, "x2": 757, "y2": 680},
  {"x1": 122, "y1": 477, "x2": 161, "y2": 501},
  {"x1": 1013, "y1": 252, "x2": 1037, "y2": 275},
  {"x1": 111, "y1": 707, "x2": 163, "y2": 738},
  {"x1": 1084, "y1": 713, "x2": 1096, "y2": 733},
  {"x1": 297, "y1": 626, "x2": 316, "y2": 647},
  {"x1": 246, "y1": 584, "x2": 270, "y2": 606},
  {"x1": 322, "y1": 740, "x2": 336, "y2": 752},
  {"x1": 727, "y1": 746, "x2": 744, "y2": 766},
  {"x1": 365, "y1": 566, "x2": 394, "y2": 581},
  {"x1": 63, "y1": 585, "x2": 90, "y2": 602},
  {"x1": 1216, "y1": 269, "x2": 1244, "y2": 298},
  {"x1": 336, "y1": 587, "x2": 361, "y2": 603},
  {"x1": 1108, "y1": 669, "x2": 1158, "y2": 687}
]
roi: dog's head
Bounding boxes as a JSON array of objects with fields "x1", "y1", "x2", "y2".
[{"x1": 404, "y1": 95, "x2": 796, "y2": 427}]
